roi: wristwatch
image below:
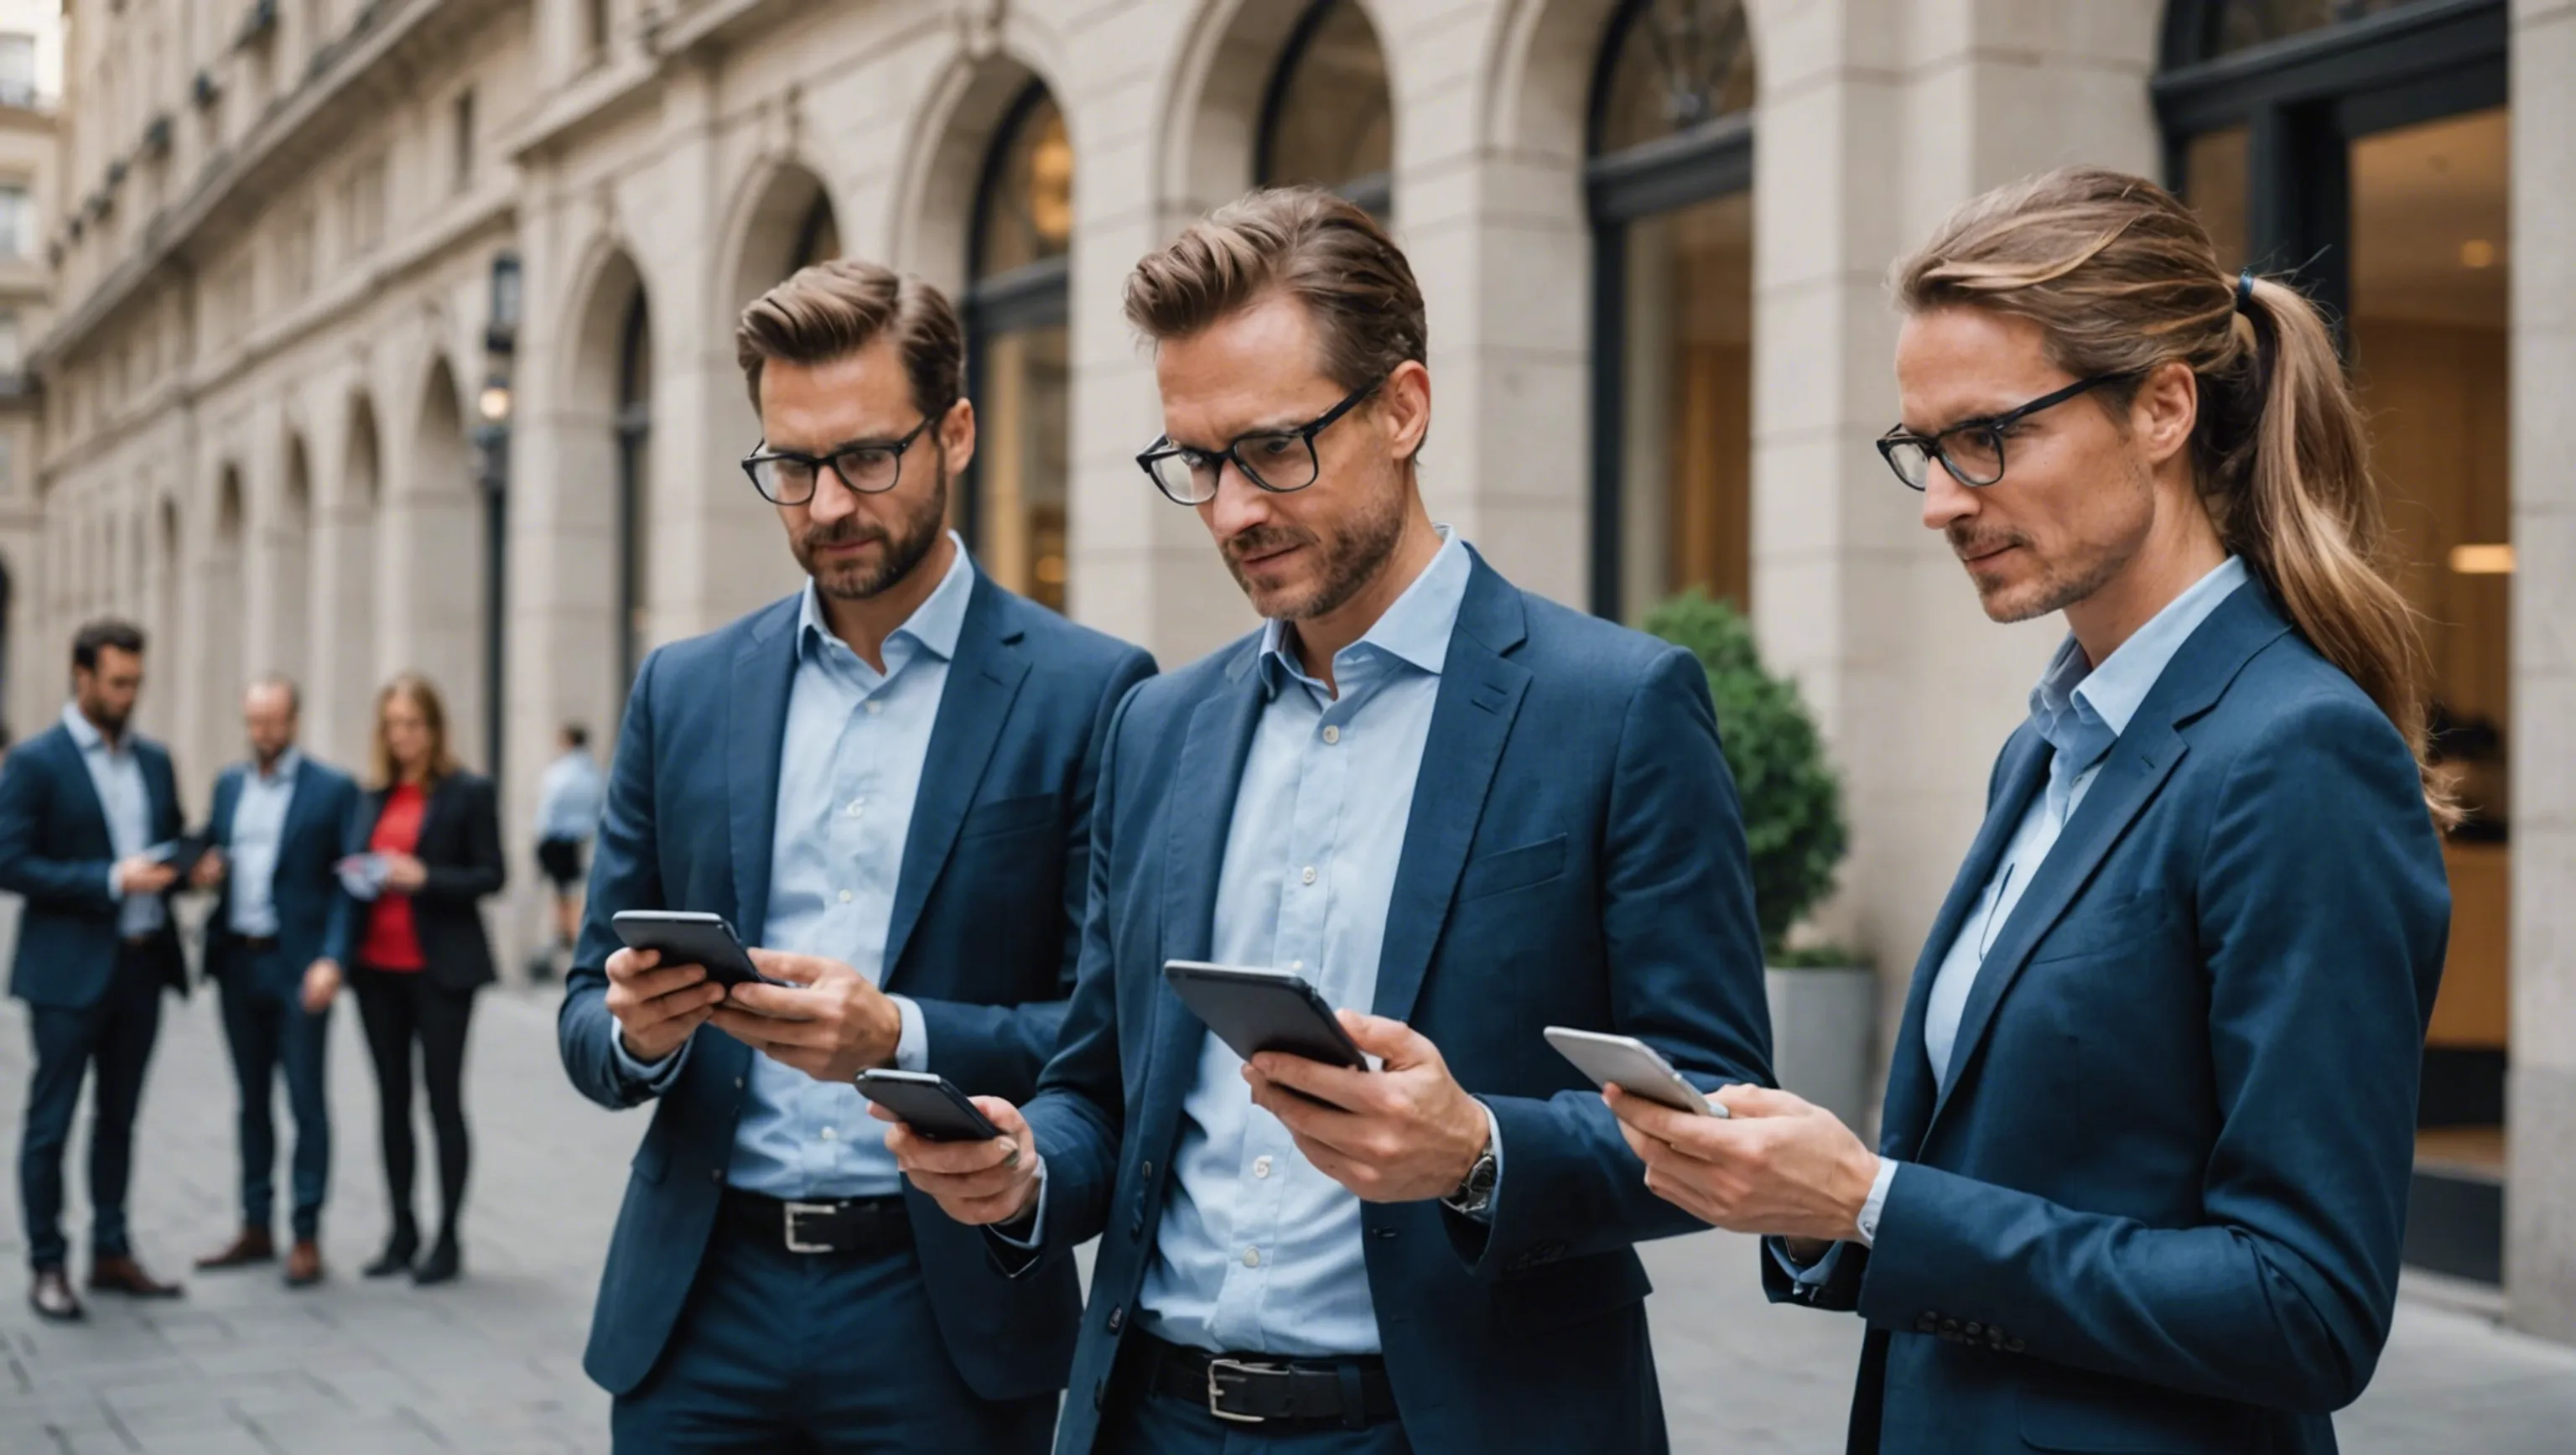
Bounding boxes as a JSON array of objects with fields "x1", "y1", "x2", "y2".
[{"x1": 1442, "y1": 1138, "x2": 1500, "y2": 1219}]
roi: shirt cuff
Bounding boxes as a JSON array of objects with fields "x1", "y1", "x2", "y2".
[
  {"x1": 889, "y1": 995, "x2": 928, "y2": 1074},
  {"x1": 1856, "y1": 1156, "x2": 1898, "y2": 1248},
  {"x1": 609, "y1": 1021, "x2": 689, "y2": 1092},
  {"x1": 106, "y1": 865, "x2": 124, "y2": 902},
  {"x1": 989, "y1": 1163, "x2": 1047, "y2": 1250}
]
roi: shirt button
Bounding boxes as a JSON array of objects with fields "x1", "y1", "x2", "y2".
[
  {"x1": 1289, "y1": 960, "x2": 1304, "y2": 973},
  {"x1": 846, "y1": 801, "x2": 864, "y2": 818},
  {"x1": 839, "y1": 890, "x2": 854, "y2": 904},
  {"x1": 1300, "y1": 866, "x2": 1317, "y2": 886},
  {"x1": 1242, "y1": 1247, "x2": 1261, "y2": 1268},
  {"x1": 1321, "y1": 725, "x2": 1340, "y2": 745},
  {"x1": 864, "y1": 699, "x2": 883, "y2": 715},
  {"x1": 1254, "y1": 1156, "x2": 1273, "y2": 1179},
  {"x1": 820, "y1": 1126, "x2": 839, "y2": 1141}
]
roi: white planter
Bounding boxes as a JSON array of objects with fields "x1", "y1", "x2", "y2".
[{"x1": 1763, "y1": 965, "x2": 1877, "y2": 1127}]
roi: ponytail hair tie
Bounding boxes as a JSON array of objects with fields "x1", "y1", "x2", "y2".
[{"x1": 2234, "y1": 268, "x2": 2257, "y2": 315}]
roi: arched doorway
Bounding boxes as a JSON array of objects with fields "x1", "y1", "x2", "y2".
[
  {"x1": 401, "y1": 357, "x2": 491, "y2": 772},
  {"x1": 616, "y1": 288, "x2": 652, "y2": 693},
  {"x1": 275, "y1": 434, "x2": 314, "y2": 686},
  {"x1": 322, "y1": 396, "x2": 382, "y2": 763},
  {"x1": 1258, "y1": 0, "x2": 1394, "y2": 215},
  {"x1": 967, "y1": 83, "x2": 1073, "y2": 613},
  {"x1": 207, "y1": 469, "x2": 247, "y2": 761},
  {"x1": 2159, "y1": 0, "x2": 2512, "y2": 1286},
  {"x1": 1587, "y1": 0, "x2": 1756, "y2": 624}
]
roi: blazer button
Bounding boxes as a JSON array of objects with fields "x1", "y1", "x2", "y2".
[
  {"x1": 1129, "y1": 1215, "x2": 1144, "y2": 1239},
  {"x1": 1107, "y1": 1306, "x2": 1124, "y2": 1333},
  {"x1": 1962, "y1": 1322, "x2": 1982, "y2": 1338},
  {"x1": 1141, "y1": 1162, "x2": 1154, "y2": 1180},
  {"x1": 1915, "y1": 1313, "x2": 1938, "y2": 1334},
  {"x1": 2006, "y1": 1338, "x2": 2026, "y2": 1354},
  {"x1": 1093, "y1": 1378, "x2": 1106, "y2": 1411},
  {"x1": 709, "y1": 1168, "x2": 723, "y2": 1183}
]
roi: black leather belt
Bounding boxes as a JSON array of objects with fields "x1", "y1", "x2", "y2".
[
  {"x1": 238, "y1": 936, "x2": 281, "y2": 953},
  {"x1": 717, "y1": 1189, "x2": 911, "y2": 1256},
  {"x1": 1132, "y1": 1332, "x2": 1399, "y2": 1428}
]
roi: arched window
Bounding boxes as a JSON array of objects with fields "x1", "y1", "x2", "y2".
[
  {"x1": 615, "y1": 289, "x2": 652, "y2": 690},
  {"x1": 965, "y1": 84, "x2": 1073, "y2": 613},
  {"x1": 1258, "y1": 0, "x2": 1393, "y2": 216},
  {"x1": 1587, "y1": 0, "x2": 1756, "y2": 624},
  {"x1": 792, "y1": 192, "x2": 840, "y2": 272},
  {"x1": 2161, "y1": 0, "x2": 2512, "y2": 1285}
]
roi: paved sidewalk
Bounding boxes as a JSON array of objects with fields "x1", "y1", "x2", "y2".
[{"x1": 0, "y1": 959, "x2": 2565, "y2": 1452}]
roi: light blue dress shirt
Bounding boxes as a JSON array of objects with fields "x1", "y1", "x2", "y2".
[
  {"x1": 1136, "y1": 529, "x2": 1475, "y2": 1358},
  {"x1": 226, "y1": 751, "x2": 301, "y2": 938},
  {"x1": 1846, "y1": 556, "x2": 2247, "y2": 1249},
  {"x1": 65, "y1": 702, "x2": 164, "y2": 939},
  {"x1": 610, "y1": 545, "x2": 980, "y2": 1198},
  {"x1": 535, "y1": 750, "x2": 605, "y2": 842}
]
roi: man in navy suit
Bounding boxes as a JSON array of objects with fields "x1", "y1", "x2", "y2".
[
  {"x1": 0, "y1": 620, "x2": 193, "y2": 1320},
  {"x1": 556, "y1": 257, "x2": 1155, "y2": 1452},
  {"x1": 190, "y1": 676, "x2": 361, "y2": 1287},
  {"x1": 1604, "y1": 169, "x2": 2451, "y2": 1454},
  {"x1": 891, "y1": 188, "x2": 1774, "y2": 1455}
]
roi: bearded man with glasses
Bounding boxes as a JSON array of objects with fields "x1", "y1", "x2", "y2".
[
  {"x1": 558, "y1": 257, "x2": 1155, "y2": 1452},
  {"x1": 890, "y1": 186, "x2": 1775, "y2": 1455}
]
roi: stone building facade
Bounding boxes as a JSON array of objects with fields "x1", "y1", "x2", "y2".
[{"x1": 22, "y1": 0, "x2": 2576, "y2": 1342}]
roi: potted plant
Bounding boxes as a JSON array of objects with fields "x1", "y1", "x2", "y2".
[{"x1": 1642, "y1": 590, "x2": 1875, "y2": 1125}]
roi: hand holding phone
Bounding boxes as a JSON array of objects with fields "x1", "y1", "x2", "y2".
[
  {"x1": 611, "y1": 911, "x2": 786, "y2": 991},
  {"x1": 1543, "y1": 1027, "x2": 1730, "y2": 1118}
]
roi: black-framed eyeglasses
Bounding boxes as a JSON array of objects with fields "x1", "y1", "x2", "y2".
[
  {"x1": 1876, "y1": 372, "x2": 2137, "y2": 491},
  {"x1": 741, "y1": 408, "x2": 948, "y2": 505},
  {"x1": 1135, "y1": 377, "x2": 1384, "y2": 506}
]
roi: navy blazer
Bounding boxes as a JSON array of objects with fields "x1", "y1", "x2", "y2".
[
  {"x1": 1018, "y1": 552, "x2": 1774, "y2": 1455},
  {"x1": 0, "y1": 720, "x2": 190, "y2": 1007},
  {"x1": 1768, "y1": 585, "x2": 2449, "y2": 1455},
  {"x1": 557, "y1": 570, "x2": 1156, "y2": 1401},
  {"x1": 203, "y1": 756, "x2": 361, "y2": 994}
]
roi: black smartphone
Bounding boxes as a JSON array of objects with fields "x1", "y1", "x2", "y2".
[
  {"x1": 610, "y1": 910, "x2": 785, "y2": 990},
  {"x1": 855, "y1": 1069, "x2": 1004, "y2": 1142},
  {"x1": 1161, "y1": 961, "x2": 1369, "y2": 1073},
  {"x1": 147, "y1": 835, "x2": 210, "y2": 878}
]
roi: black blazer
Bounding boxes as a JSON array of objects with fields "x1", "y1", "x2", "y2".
[{"x1": 331, "y1": 772, "x2": 506, "y2": 991}]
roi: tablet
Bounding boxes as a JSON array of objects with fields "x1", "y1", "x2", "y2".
[
  {"x1": 1543, "y1": 1026, "x2": 1730, "y2": 1118},
  {"x1": 1161, "y1": 961, "x2": 1368, "y2": 1073},
  {"x1": 610, "y1": 910, "x2": 787, "y2": 991}
]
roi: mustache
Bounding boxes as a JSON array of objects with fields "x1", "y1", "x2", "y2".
[
  {"x1": 802, "y1": 519, "x2": 890, "y2": 551},
  {"x1": 1223, "y1": 524, "x2": 1316, "y2": 563},
  {"x1": 1947, "y1": 524, "x2": 2028, "y2": 562}
]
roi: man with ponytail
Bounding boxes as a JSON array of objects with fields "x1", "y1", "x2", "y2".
[{"x1": 1602, "y1": 167, "x2": 2450, "y2": 1454}]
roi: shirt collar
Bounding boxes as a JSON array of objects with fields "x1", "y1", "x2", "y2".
[
  {"x1": 1259, "y1": 526, "x2": 1472, "y2": 694},
  {"x1": 797, "y1": 531, "x2": 976, "y2": 667},
  {"x1": 62, "y1": 701, "x2": 114, "y2": 754},
  {"x1": 2032, "y1": 555, "x2": 2249, "y2": 750},
  {"x1": 253, "y1": 748, "x2": 303, "y2": 786}
]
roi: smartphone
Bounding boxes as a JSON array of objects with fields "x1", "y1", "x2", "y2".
[
  {"x1": 1543, "y1": 1026, "x2": 1730, "y2": 1118},
  {"x1": 610, "y1": 910, "x2": 786, "y2": 991},
  {"x1": 1161, "y1": 961, "x2": 1368, "y2": 1073},
  {"x1": 147, "y1": 835, "x2": 210, "y2": 877},
  {"x1": 855, "y1": 1069, "x2": 1004, "y2": 1142}
]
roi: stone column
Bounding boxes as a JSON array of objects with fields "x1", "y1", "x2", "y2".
[{"x1": 2508, "y1": 0, "x2": 2576, "y2": 1348}]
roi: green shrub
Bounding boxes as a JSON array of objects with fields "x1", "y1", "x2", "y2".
[{"x1": 1641, "y1": 590, "x2": 1849, "y2": 958}]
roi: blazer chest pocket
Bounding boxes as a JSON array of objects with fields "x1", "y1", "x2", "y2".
[
  {"x1": 1456, "y1": 834, "x2": 1568, "y2": 905},
  {"x1": 2027, "y1": 891, "x2": 2177, "y2": 965},
  {"x1": 958, "y1": 792, "x2": 1055, "y2": 840}
]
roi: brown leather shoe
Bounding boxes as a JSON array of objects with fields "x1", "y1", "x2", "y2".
[
  {"x1": 87, "y1": 1255, "x2": 184, "y2": 1299},
  {"x1": 195, "y1": 1228, "x2": 276, "y2": 1271},
  {"x1": 283, "y1": 1240, "x2": 324, "y2": 1289},
  {"x1": 29, "y1": 1266, "x2": 82, "y2": 1322}
]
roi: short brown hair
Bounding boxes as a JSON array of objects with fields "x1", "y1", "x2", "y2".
[
  {"x1": 735, "y1": 259, "x2": 964, "y2": 418},
  {"x1": 1124, "y1": 187, "x2": 1426, "y2": 394}
]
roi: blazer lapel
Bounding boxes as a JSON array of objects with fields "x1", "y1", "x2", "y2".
[
  {"x1": 1142, "y1": 648, "x2": 1270, "y2": 1125},
  {"x1": 883, "y1": 579, "x2": 1031, "y2": 988},
  {"x1": 52, "y1": 730, "x2": 114, "y2": 850},
  {"x1": 1369, "y1": 564, "x2": 1530, "y2": 1025},
  {"x1": 726, "y1": 603, "x2": 802, "y2": 945},
  {"x1": 1880, "y1": 730, "x2": 2048, "y2": 1159}
]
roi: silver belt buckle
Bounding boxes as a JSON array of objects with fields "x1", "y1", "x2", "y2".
[
  {"x1": 1206, "y1": 1357, "x2": 1278, "y2": 1423},
  {"x1": 782, "y1": 1200, "x2": 837, "y2": 1254}
]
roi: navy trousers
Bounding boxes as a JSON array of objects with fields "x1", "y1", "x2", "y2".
[
  {"x1": 18, "y1": 945, "x2": 166, "y2": 1270},
  {"x1": 611, "y1": 1222, "x2": 1055, "y2": 1454},
  {"x1": 1095, "y1": 1377, "x2": 1415, "y2": 1455},
  {"x1": 218, "y1": 950, "x2": 333, "y2": 1240}
]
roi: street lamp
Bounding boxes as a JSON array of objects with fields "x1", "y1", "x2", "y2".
[{"x1": 476, "y1": 252, "x2": 519, "y2": 783}]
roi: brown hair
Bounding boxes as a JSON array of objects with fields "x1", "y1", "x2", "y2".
[
  {"x1": 735, "y1": 258, "x2": 964, "y2": 418},
  {"x1": 1124, "y1": 186, "x2": 1426, "y2": 400},
  {"x1": 372, "y1": 672, "x2": 461, "y2": 790},
  {"x1": 1893, "y1": 165, "x2": 2449, "y2": 824}
]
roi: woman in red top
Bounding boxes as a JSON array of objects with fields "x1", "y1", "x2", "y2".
[{"x1": 309, "y1": 673, "x2": 502, "y2": 1286}]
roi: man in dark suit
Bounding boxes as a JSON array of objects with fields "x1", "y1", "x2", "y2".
[
  {"x1": 891, "y1": 188, "x2": 1774, "y2": 1455},
  {"x1": 1604, "y1": 169, "x2": 2451, "y2": 1455},
  {"x1": 190, "y1": 676, "x2": 361, "y2": 1287},
  {"x1": 556, "y1": 257, "x2": 1155, "y2": 1451},
  {"x1": 0, "y1": 620, "x2": 193, "y2": 1320}
]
